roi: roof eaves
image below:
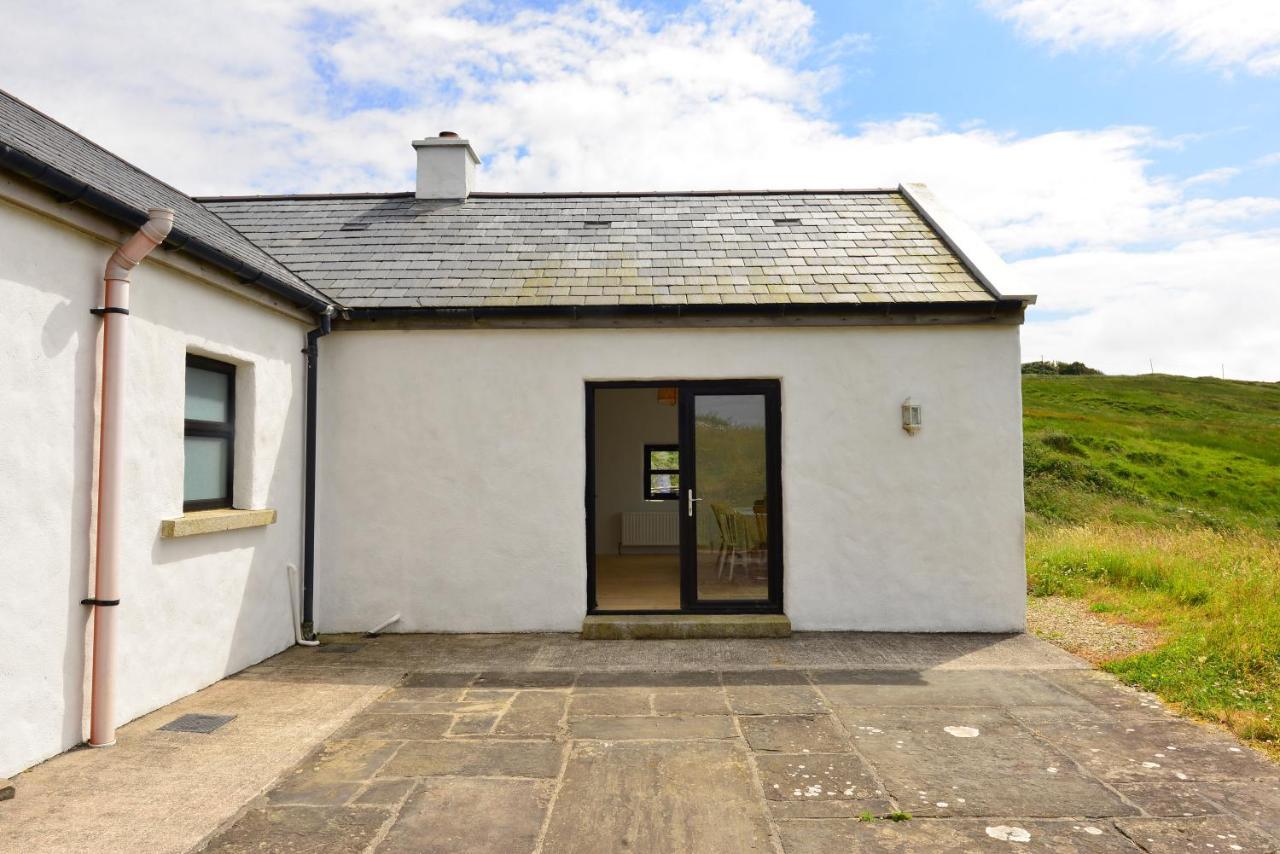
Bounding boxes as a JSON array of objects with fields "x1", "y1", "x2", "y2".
[
  {"x1": 338, "y1": 298, "x2": 1027, "y2": 325},
  {"x1": 897, "y1": 182, "x2": 1037, "y2": 307},
  {"x1": 0, "y1": 141, "x2": 334, "y2": 313}
]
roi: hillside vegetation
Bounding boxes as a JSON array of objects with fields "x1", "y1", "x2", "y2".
[{"x1": 1023, "y1": 374, "x2": 1280, "y2": 753}]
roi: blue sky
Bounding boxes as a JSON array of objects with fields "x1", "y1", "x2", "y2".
[
  {"x1": 811, "y1": 1, "x2": 1280, "y2": 204},
  {"x1": 3, "y1": 0, "x2": 1278, "y2": 378}
]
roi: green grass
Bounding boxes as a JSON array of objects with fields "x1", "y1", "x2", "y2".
[{"x1": 1023, "y1": 374, "x2": 1280, "y2": 754}]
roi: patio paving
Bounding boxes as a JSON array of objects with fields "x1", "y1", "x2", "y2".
[{"x1": 3, "y1": 633, "x2": 1278, "y2": 853}]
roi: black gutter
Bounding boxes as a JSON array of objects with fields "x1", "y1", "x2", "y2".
[
  {"x1": 0, "y1": 142, "x2": 332, "y2": 314},
  {"x1": 301, "y1": 308, "x2": 334, "y2": 640},
  {"x1": 339, "y1": 298, "x2": 1029, "y2": 324}
]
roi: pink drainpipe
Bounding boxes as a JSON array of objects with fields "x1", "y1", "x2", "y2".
[{"x1": 87, "y1": 208, "x2": 174, "y2": 748}]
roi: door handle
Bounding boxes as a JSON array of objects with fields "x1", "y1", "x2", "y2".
[{"x1": 687, "y1": 490, "x2": 703, "y2": 517}]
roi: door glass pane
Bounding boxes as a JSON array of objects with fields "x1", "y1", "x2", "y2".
[
  {"x1": 185, "y1": 365, "x2": 231, "y2": 422},
  {"x1": 184, "y1": 435, "x2": 230, "y2": 503},
  {"x1": 694, "y1": 394, "x2": 768, "y2": 601}
]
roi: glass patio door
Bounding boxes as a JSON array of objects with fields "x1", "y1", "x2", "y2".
[{"x1": 679, "y1": 382, "x2": 782, "y2": 611}]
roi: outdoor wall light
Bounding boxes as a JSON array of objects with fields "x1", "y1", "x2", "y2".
[{"x1": 902, "y1": 398, "x2": 922, "y2": 435}]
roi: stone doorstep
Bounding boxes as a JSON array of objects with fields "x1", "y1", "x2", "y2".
[{"x1": 581, "y1": 613, "x2": 792, "y2": 640}]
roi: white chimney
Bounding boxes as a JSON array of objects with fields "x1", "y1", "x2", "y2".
[{"x1": 412, "y1": 131, "x2": 479, "y2": 200}]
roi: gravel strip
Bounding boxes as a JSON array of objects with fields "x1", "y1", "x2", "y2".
[{"x1": 1027, "y1": 595, "x2": 1162, "y2": 663}]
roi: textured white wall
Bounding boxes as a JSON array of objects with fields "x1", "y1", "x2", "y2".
[
  {"x1": 316, "y1": 325, "x2": 1026, "y2": 633},
  {"x1": 593, "y1": 387, "x2": 679, "y2": 553},
  {"x1": 0, "y1": 199, "x2": 307, "y2": 777}
]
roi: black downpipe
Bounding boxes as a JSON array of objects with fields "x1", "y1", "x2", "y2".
[{"x1": 301, "y1": 309, "x2": 333, "y2": 639}]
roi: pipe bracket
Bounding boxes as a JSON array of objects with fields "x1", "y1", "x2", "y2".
[
  {"x1": 90, "y1": 306, "x2": 130, "y2": 316},
  {"x1": 81, "y1": 598, "x2": 121, "y2": 607}
]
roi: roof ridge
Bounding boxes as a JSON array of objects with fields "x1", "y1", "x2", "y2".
[{"x1": 198, "y1": 188, "x2": 902, "y2": 203}]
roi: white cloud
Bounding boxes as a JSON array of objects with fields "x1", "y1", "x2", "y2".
[
  {"x1": 986, "y1": 0, "x2": 1280, "y2": 75},
  {"x1": 1184, "y1": 166, "x2": 1242, "y2": 186},
  {"x1": 1, "y1": 0, "x2": 1276, "y2": 379},
  {"x1": 1018, "y1": 231, "x2": 1280, "y2": 381}
]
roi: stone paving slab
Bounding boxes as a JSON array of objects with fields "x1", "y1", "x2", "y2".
[
  {"x1": 1112, "y1": 782, "x2": 1223, "y2": 817},
  {"x1": 200, "y1": 806, "x2": 391, "y2": 854},
  {"x1": 651, "y1": 687, "x2": 732, "y2": 715},
  {"x1": 815, "y1": 667, "x2": 1091, "y2": 708},
  {"x1": 837, "y1": 706, "x2": 1138, "y2": 818},
  {"x1": 540, "y1": 741, "x2": 772, "y2": 853},
  {"x1": 378, "y1": 740, "x2": 564, "y2": 778},
  {"x1": 1014, "y1": 705, "x2": 1280, "y2": 784},
  {"x1": 1114, "y1": 815, "x2": 1278, "y2": 853},
  {"x1": 754, "y1": 752, "x2": 882, "y2": 802},
  {"x1": 777, "y1": 817, "x2": 1144, "y2": 853},
  {"x1": 377, "y1": 779, "x2": 552, "y2": 854},
  {"x1": 351, "y1": 778, "x2": 416, "y2": 807},
  {"x1": 1194, "y1": 781, "x2": 1280, "y2": 840},
  {"x1": 331, "y1": 713, "x2": 452, "y2": 741},
  {"x1": 723, "y1": 670, "x2": 829, "y2": 715},
  {"x1": 448, "y1": 712, "x2": 501, "y2": 735},
  {"x1": 738, "y1": 713, "x2": 850, "y2": 753},
  {"x1": 570, "y1": 687, "x2": 653, "y2": 715},
  {"x1": 568, "y1": 714, "x2": 737, "y2": 740},
  {"x1": 492, "y1": 691, "x2": 568, "y2": 736}
]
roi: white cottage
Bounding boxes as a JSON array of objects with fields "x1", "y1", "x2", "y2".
[{"x1": 0, "y1": 89, "x2": 1033, "y2": 776}]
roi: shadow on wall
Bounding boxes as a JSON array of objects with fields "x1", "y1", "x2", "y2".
[
  {"x1": 141, "y1": 362, "x2": 302, "y2": 709},
  {"x1": 47, "y1": 293, "x2": 96, "y2": 758}
]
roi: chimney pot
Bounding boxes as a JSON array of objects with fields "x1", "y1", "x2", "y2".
[{"x1": 411, "y1": 133, "x2": 480, "y2": 200}]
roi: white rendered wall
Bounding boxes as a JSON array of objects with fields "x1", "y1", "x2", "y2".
[
  {"x1": 316, "y1": 325, "x2": 1026, "y2": 634},
  {"x1": 593, "y1": 387, "x2": 679, "y2": 554},
  {"x1": 0, "y1": 198, "x2": 307, "y2": 777}
]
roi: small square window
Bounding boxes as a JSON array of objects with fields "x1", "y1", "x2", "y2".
[
  {"x1": 644, "y1": 443, "x2": 679, "y2": 501},
  {"x1": 184, "y1": 355, "x2": 235, "y2": 511}
]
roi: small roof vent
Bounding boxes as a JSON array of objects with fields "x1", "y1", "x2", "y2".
[
  {"x1": 339, "y1": 221, "x2": 370, "y2": 232},
  {"x1": 583, "y1": 220, "x2": 613, "y2": 227},
  {"x1": 773, "y1": 217, "x2": 801, "y2": 225}
]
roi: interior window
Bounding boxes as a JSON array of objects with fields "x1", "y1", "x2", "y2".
[
  {"x1": 644, "y1": 443, "x2": 679, "y2": 500},
  {"x1": 183, "y1": 354, "x2": 235, "y2": 511}
]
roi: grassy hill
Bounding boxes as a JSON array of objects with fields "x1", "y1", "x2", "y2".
[
  {"x1": 1024, "y1": 374, "x2": 1280, "y2": 530},
  {"x1": 1022, "y1": 374, "x2": 1280, "y2": 753}
]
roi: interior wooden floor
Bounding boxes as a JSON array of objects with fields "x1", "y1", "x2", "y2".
[
  {"x1": 595, "y1": 554, "x2": 681, "y2": 610},
  {"x1": 595, "y1": 554, "x2": 769, "y2": 611}
]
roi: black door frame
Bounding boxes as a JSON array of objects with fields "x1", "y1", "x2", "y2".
[{"x1": 585, "y1": 379, "x2": 784, "y2": 615}]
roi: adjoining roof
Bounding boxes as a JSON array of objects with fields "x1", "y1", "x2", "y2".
[
  {"x1": 0, "y1": 89, "x2": 330, "y2": 311},
  {"x1": 201, "y1": 190, "x2": 1006, "y2": 311}
]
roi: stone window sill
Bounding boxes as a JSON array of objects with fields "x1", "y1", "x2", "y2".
[{"x1": 161, "y1": 508, "x2": 276, "y2": 538}]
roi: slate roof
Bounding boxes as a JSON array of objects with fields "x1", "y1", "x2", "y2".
[
  {"x1": 202, "y1": 191, "x2": 998, "y2": 310},
  {"x1": 0, "y1": 89, "x2": 328, "y2": 307}
]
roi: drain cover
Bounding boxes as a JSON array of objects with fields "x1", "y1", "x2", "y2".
[
  {"x1": 160, "y1": 713, "x2": 236, "y2": 734},
  {"x1": 316, "y1": 644, "x2": 361, "y2": 654}
]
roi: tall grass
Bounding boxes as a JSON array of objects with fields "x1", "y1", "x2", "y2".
[{"x1": 1028, "y1": 524, "x2": 1280, "y2": 750}]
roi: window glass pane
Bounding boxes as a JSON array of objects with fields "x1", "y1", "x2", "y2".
[
  {"x1": 649, "y1": 449, "x2": 679, "y2": 471},
  {"x1": 185, "y1": 365, "x2": 230, "y2": 423},
  {"x1": 184, "y1": 436, "x2": 230, "y2": 503},
  {"x1": 649, "y1": 473, "x2": 678, "y2": 497},
  {"x1": 694, "y1": 394, "x2": 768, "y2": 601}
]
